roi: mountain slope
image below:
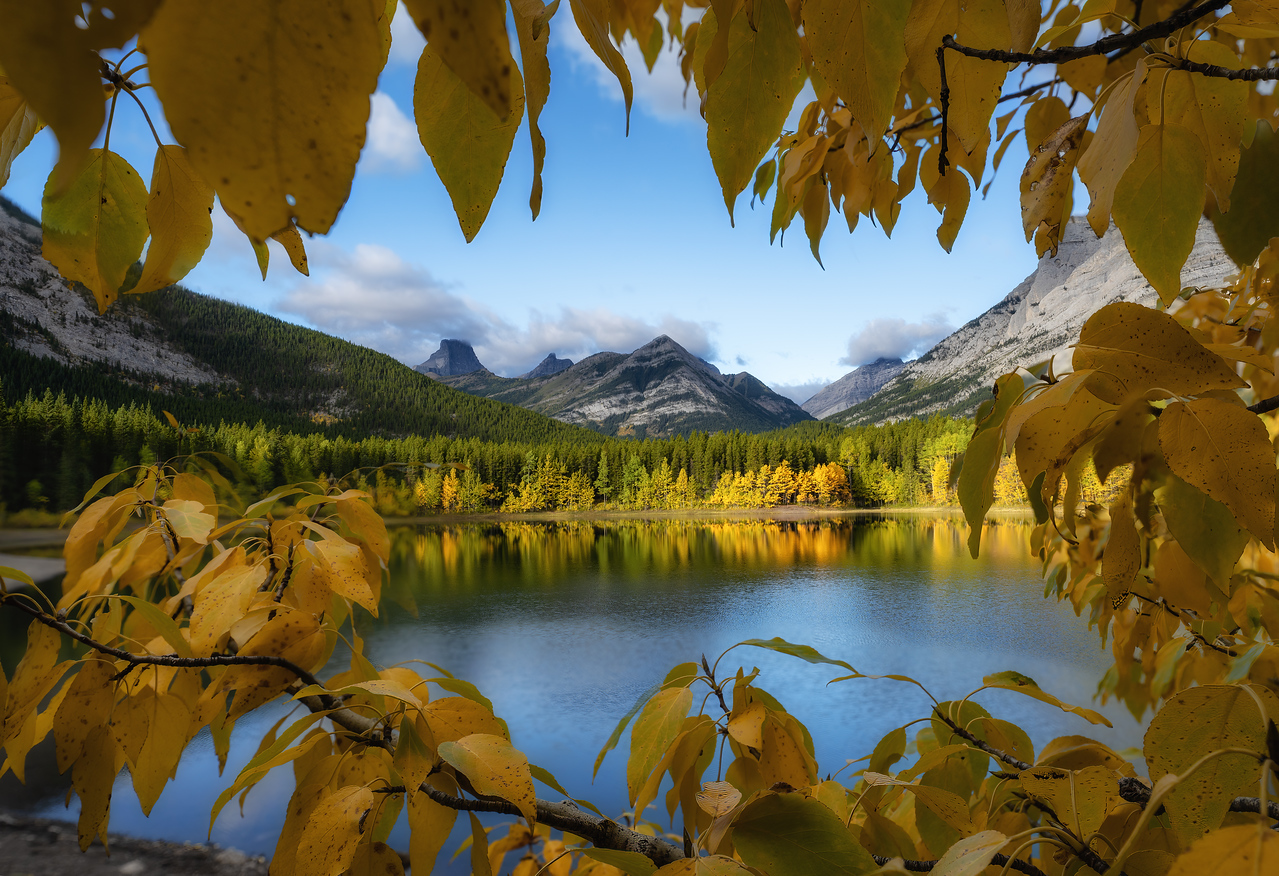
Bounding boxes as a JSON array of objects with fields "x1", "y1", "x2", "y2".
[
  {"x1": 0, "y1": 197, "x2": 603, "y2": 445},
  {"x1": 833, "y1": 219, "x2": 1236, "y2": 425},
  {"x1": 441, "y1": 335, "x2": 813, "y2": 437},
  {"x1": 414, "y1": 338, "x2": 485, "y2": 376},
  {"x1": 801, "y1": 358, "x2": 905, "y2": 419}
]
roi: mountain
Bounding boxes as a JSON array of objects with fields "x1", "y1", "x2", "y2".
[
  {"x1": 830, "y1": 219, "x2": 1237, "y2": 425},
  {"x1": 0, "y1": 197, "x2": 602, "y2": 445},
  {"x1": 414, "y1": 338, "x2": 485, "y2": 376},
  {"x1": 440, "y1": 335, "x2": 813, "y2": 437},
  {"x1": 520, "y1": 353, "x2": 573, "y2": 379},
  {"x1": 801, "y1": 358, "x2": 905, "y2": 419}
]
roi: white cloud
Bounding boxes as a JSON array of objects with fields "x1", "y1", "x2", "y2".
[
  {"x1": 365, "y1": 92, "x2": 422, "y2": 174},
  {"x1": 769, "y1": 380, "x2": 831, "y2": 405},
  {"x1": 277, "y1": 243, "x2": 489, "y2": 364},
  {"x1": 388, "y1": 3, "x2": 426, "y2": 66},
  {"x1": 556, "y1": 12, "x2": 701, "y2": 124},
  {"x1": 277, "y1": 244, "x2": 718, "y2": 375},
  {"x1": 840, "y1": 315, "x2": 954, "y2": 367}
]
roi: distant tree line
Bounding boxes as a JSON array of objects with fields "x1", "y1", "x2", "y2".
[{"x1": 0, "y1": 388, "x2": 981, "y2": 519}]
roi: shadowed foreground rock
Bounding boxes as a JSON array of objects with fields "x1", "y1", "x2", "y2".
[{"x1": 0, "y1": 814, "x2": 268, "y2": 876}]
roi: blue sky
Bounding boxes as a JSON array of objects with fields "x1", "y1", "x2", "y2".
[{"x1": 1, "y1": 5, "x2": 1042, "y2": 403}]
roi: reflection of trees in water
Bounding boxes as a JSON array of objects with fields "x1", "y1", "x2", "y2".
[{"x1": 388, "y1": 516, "x2": 1036, "y2": 595}]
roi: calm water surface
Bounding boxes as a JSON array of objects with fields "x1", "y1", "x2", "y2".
[{"x1": 3, "y1": 514, "x2": 1142, "y2": 864}]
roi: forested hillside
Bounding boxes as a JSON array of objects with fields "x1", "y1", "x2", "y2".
[{"x1": 0, "y1": 388, "x2": 976, "y2": 518}]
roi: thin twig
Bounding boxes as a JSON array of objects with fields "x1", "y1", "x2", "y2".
[
  {"x1": 936, "y1": 46, "x2": 951, "y2": 174},
  {"x1": 870, "y1": 852, "x2": 1048, "y2": 876},
  {"x1": 942, "y1": 0, "x2": 1229, "y2": 66},
  {"x1": 1248, "y1": 393, "x2": 1279, "y2": 415},
  {"x1": 933, "y1": 708, "x2": 1032, "y2": 771}
]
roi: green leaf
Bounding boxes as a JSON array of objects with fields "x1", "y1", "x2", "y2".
[
  {"x1": 41, "y1": 148, "x2": 150, "y2": 313},
  {"x1": 594, "y1": 678, "x2": 664, "y2": 780},
  {"x1": 112, "y1": 595, "x2": 194, "y2": 658},
  {"x1": 0, "y1": 565, "x2": 35, "y2": 589},
  {"x1": 958, "y1": 373, "x2": 1023, "y2": 557},
  {"x1": 1112, "y1": 124, "x2": 1207, "y2": 304},
  {"x1": 627, "y1": 686, "x2": 692, "y2": 805},
  {"x1": 931, "y1": 829, "x2": 1008, "y2": 876},
  {"x1": 414, "y1": 43, "x2": 525, "y2": 242},
  {"x1": 732, "y1": 792, "x2": 877, "y2": 876},
  {"x1": 1155, "y1": 473, "x2": 1247, "y2": 589},
  {"x1": 982, "y1": 671, "x2": 1112, "y2": 726},
  {"x1": 581, "y1": 849, "x2": 657, "y2": 876},
  {"x1": 736, "y1": 638, "x2": 856, "y2": 673},
  {"x1": 705, "y1": 0, "x2": 805, "y2": 223},
  {"x1": 1211, "y1": 120, "x2": 1279, "y2": 266}
]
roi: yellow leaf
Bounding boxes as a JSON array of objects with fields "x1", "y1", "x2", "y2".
[
  {"x1": 1158, "y1": 398, "x2": 1277, "y2": 548},
  {"x1": 71, "y1": 723, "x2": 117, "y2": 851},
  {"x1": 946, "y1": 0, "x2": 1012, "y2": 154},
  {"x1": 131, "y1": 692, "x2": 192, "y2": 815},
  {"x1": 982, "y1": 671, "x2": 1112, "y2": 726},
  {"x1": 141, "y1": 0, "x2": 384, "y2": 242},
  {"x1": 349, "y1": 841, "x2": 405, "y2": 876},
  {"x1": 222, "y1": 611, "x2": 324, "y2": 719},
  {"x1": 512, "y1": 0, "x2": 557, "y2": 219},
  {"x1": 1102, "y1": 492, "x2": 1140, "y2": 609},
  {"x1": 414, "y1": 43, "x2": 525, "y2": 242},
  {"x1": 803, "y1": 0, "x2": 909, "y2": 142},
  {"x1": 1020, "y1": 114, "x2": 1087, "y2": 256},
  {"x1": 337, "y1": 493, "x2": 390, "y2": 564},
  {"x1": 438, "y1": 733, "x2": 537, "y2": 824},
  {"x1": 408, "y1": 774, "x2": 459, "y2": 875},
  {"x1": 920, "y1": 158, "x2": 970, "y2": 253},
  {"x1": 162, "y1": 498, "x2": 216, "y2": 543},
  {"x1": 627, "y1": 685, "x2": 692, "y2": 805},
  {"x1": 1160, "y1": 41, "x2": 1247, "y2": 212},
  {"x1": 1005, "y1": 0, "x2": 1040, "y2": 53},
  {"x1": 2, "y1": 620, "x2": 64, "y2": 746},
  {"x1": 1166, "y1": 824, "x2": 1279, "y2": 876},
  {"x1": 696, "y1": 780, "x2": 741, "y2": 818},
  {"x1": 1077, "y1": 59, "x2": 1146, "y2": 236},
  {"x1": 270, "y1": 220, "x2": 310, "y2": 276},
  {"x1": 0, "y1": 2, "x2": 105, "y2": 189},
  {"x1": 41, "y1": 148, "x2": 149, "y2": 312},
  {"x1": 1112, "y1": 124, "x2": 1207, "y2": 304},
  {"x1": 569, "y1": 0, "x2": 633, "y2": 133},
  {"x1": 1145, "y1": 685, "x2": 1279, "y2": 843},
  {"x1": 403, "y1": 0, "x2": 515, "y2": 121},
  {"x1": 189, "y1": 562, "x2": 269, "y2": 657},
  {"x1": 903, "y1": 0, "x2": 956, "y2": 104},
  {"x1": 759, "y1": 714, "x2": 816, "y2": 789},
  {"x1": 468, "y1": 812, "x2": 494, "y2": 876},
  {"x1": 394, "y1": 715, "x2": 437, "y2": 801},
  {"x1": 311, "y1": 538, "x2": 379, "y2": 614},
  {"x1": 422, "y1": 696, "x2": 508, "y2": 744},
  {"x1": 1072, "y1": 302, "x2": 1246, "y2": 404},
  {"x1": 930, "y1": 829, "x2": 1008, "y2": 876},
  {"x1": 53, "y1": 657, "x2": 117, "y2": 773},
  {"x1": 957, "y1": 372, "x2": 1023, "y2": 557},
  {"x1": 132, "y1": 145, "x2": 215, "y2": 295},
  {"x1": 705, "y1": 0, "x2": 805, "y2": 223},
  {"x1": 0, "y1": 75, "x2": 40, "y2": 190},
  {"x1": 727, "y1": 699, "x2": 766, "y2": 750},
  {"x1": 296, "y1": 785, "x2": 376, "y2": 876},
  {"x1": 1017, "y1": 766, "x2": 1115, "y2": 838}
]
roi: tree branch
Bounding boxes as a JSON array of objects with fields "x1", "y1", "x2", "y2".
[
  {"x1": 936, "y1": 46, "x2": 952, "y2": 175},
  {"x1": 941, "y1": 0, "x2": 1228, "y2": 67},
  {"x1": 1160, "y1": 57, "x2": 1279, "y2": 81},
  {"x1": 1248, "y1": 393, "x2": 1279, "y2": 415},
  {"x1": 933, "y1": 708, "x2": 1033, "y2": 771},
  {"x1": 870, "y1": 852, "x2": 1048, "y2": 876}
]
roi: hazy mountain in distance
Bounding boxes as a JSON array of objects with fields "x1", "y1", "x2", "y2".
[
  {"x1": 801, "y1": 358, "x2": 905, "y2": 419},
  {"x1": 520, "y1": 353, "x2": 573, "y2": 379}
]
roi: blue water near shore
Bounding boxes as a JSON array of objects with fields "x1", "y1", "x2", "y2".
[{"x1": 8, "y1": 515, "x2": 1142, "y2": 868}]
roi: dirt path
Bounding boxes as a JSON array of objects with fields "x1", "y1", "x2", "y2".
[{"x1": 0, "y1": 814, "x2": 268, "y2": 876}]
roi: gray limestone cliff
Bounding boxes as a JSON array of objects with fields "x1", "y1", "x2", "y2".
[{"x1": 834, "y1": 219, "x2": 1236, "y2": 425}]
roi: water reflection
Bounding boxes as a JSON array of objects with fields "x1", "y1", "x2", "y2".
[{"x1": 7, "y1": 514, "x2": 1142, "y2": 866}]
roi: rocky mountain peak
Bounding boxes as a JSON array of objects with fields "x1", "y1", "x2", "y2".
[
  {"x1": 521, "y1": 353, "x2": 574, "y2": 379},
  {"x1": 415, "y1": 339, "x2": 484, "y2": 377},
  {"x1": 801, "y1": 357, "x2": 906, "y2": 419}
]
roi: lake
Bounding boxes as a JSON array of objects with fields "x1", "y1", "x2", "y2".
[{"x1": 0, "y1": 513, "x2": 1142, "y2": 867}]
